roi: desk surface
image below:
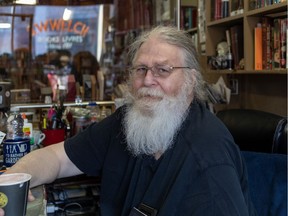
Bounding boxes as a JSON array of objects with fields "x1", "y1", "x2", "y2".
[
  {"x1": 26, "y1": 175, "x2": 100, "y2": 216},
  {"x1": 27, "y1": 186, "x2": 46, "y2": 216}
]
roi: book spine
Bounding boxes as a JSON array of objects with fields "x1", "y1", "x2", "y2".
[
  {"x1": 214, "y1": 0, "x2": 222, "y2": 20},
  {"x1": 230, "y1": 25, "x2": 244, "y2": 69},
  {"x1": 262, "y1": 19, "x2": 268, "y2": 69},
  {"x1": 255, "y1": 23, "x2": 263, "y2": 70},
  {"x1": 266, "y1": 24, "x2": 273, "y2": 69},
  {"x1": 192, "y1": 7, "x2": 197, "y2": 28},
  {"x1": 188, "y1": 8, "x2": 192, "y2": 29},
  {"x1": 181, "y1": 7, "x2": 197, "y2": 30},
  {"x1": 273, "y1": 19, "x2": 281, "y2": 69},
  {"x1": 249, "y1": 0, "x2": 257, "y2": 10},
  {"x1": 180, "y1": 7, "x2": 184, "y2": 29},
  {"x1": 280, "y1": 18, "x2": 287, "y2": 68},
  {"x1": 287, "y1": 25, "x2": 288, "y2": 68},
  {"x1": 221, "y1": 0, "x2": 229, "y2": 18}
]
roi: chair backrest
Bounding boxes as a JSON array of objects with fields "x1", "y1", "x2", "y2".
[
  {"x1": 272, "y1": 118, "x2": 287, "y2": 154},
  {"x1": 216, "y1": 109, "x2": 287, "y2": 154},
  {"x1": 242, "y1": 151, "x2": 287, "y2": 216}
]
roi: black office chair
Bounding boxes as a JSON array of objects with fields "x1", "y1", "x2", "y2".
[{"x1": 216, "y1": 109, "x2": 287, "y2": 154}]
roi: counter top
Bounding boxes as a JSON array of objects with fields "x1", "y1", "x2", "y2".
[{"x1": 27, "y1": 185, "x2": 46, "y2": 216}]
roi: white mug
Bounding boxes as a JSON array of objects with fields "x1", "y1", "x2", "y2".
[{"x1": 33, "y1": 130, "x2": 46, "y2": 146}]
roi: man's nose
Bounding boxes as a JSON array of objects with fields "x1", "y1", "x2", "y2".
[{"x1": 143, "y1": 69, "x2": 157, "y2": 86}]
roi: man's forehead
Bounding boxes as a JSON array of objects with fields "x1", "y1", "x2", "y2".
[{"x1": 136, "y1": 39, "x2": 183, "y2": 64}]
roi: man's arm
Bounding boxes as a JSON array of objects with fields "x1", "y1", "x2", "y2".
[{"x1": 4, "y1": 141, "x2": 83, "y2": 188}]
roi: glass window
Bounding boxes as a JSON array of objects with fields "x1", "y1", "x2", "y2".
[{"x1": 0, "y1": 5, "x2": 103, "y2": 103}]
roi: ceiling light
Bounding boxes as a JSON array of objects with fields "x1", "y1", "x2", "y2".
[
  {"x1": 14, "y1": 0, "x2": 37, "y2": 5},
  {"x1": 63, "y1": 8, "x2": 72, "y2": 21}
]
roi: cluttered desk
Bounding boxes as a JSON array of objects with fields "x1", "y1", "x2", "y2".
[
  {"x1": 0, "y1": 104, "x2": 105, "y2": 216},
  {"x1": 28, "y1": 175, "x2": 101, "y2": 216},
  {"x1": 0, "y1": 93, "x2": 114, "y2": 215},
  {"x1": 0, "y1": 151, "x2": 101, "y2": 216}
]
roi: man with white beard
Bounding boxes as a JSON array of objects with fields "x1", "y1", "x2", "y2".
[{"x1": 0, "y1": 26, "x2": 257, "y2": 216}]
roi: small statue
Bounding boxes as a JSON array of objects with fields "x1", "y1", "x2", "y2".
[
  {"x1": 216, "y1": 41, "x2": 229, "y2": 57},
  {"x1": 210, "y1": 41, "x2": 230, "y2": 69}
]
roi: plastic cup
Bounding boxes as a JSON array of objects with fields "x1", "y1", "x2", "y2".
[{"x1": 0, "y1": 173, "x2": 31, "y2": 216}]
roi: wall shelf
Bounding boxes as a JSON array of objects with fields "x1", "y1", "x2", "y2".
[{"x1": 203, "y1": 0, "x2": 287, "y2": 116}]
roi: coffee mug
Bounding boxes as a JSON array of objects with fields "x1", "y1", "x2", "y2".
[
  {"x1": 3, "y1": 138, "x2": 31, "y2": 167},
  {"x1": 33, "y1": 130, "x2": 46, "y2": 146}
]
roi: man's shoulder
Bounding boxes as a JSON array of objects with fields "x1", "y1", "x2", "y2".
[{"x1": 180, "y1": 102, "x2": 240, "y2": 169}]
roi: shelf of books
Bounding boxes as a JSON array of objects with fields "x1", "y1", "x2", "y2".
[{"x1": 205, "y1": 0, "x2": 287, "y2": 74}]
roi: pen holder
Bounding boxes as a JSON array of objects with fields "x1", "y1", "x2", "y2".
[{"x1": 42, "y1": 129, "x2": 65, "y2": 147}]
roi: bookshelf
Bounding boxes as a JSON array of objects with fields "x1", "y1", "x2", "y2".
[
  {"x1": 203, "y1": 0, "x2": 287, "y2": 116},
  {"x1": 179, "y1": 0, "x2": 200, "y2": 54},
  {"x1": 205, "y1": 0, "x2": 287, "y2": 74}
]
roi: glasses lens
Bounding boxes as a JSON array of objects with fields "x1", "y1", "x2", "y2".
[
  {"x1": 155, "y1": 65, "x2": 171, "y2": 77},
  {"x1": 131, "y1": 66, "x2": 147, "y2": 77},
  {"x1": 130, "y1": 65, "x2": 176, "y2": 78}
]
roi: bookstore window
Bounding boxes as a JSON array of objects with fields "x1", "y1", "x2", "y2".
[{"x1": 0, "y1": 4, "x2": 104, "y2": 103}]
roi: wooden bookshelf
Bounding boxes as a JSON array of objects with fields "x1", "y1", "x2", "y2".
[
  {"x1": 205, "y1": 1, "x2": 287, "y2": 73},
  {"x1": 203, "y1": 0, "x2": 287, "y2": 116}
]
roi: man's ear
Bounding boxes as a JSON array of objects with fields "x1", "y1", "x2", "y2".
[{"x1": 188, "y1": 69, "x2": 197, "y2": 95}]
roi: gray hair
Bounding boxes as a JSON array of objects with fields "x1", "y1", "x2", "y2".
[{"x1": 127, "y1": 25, "x2": 207, "y2": 102}]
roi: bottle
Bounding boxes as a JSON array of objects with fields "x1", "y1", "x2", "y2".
[
  {"x1": 87, "y1": 102, "x2": 100, "y2": 123},
  {"x1": 6, "y1": 108, "x2": 24, "y2": 140},
  {"x1": 227, "y1": 52, "x2": 233, "y2": 70},
  {"x1": 22, "y1": 113, "x2": 34, "y2": 145}
]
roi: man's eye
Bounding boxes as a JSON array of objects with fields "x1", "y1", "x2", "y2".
[
  {"x1": 136, "y1": 67, "x2": 147, "y2": 73},
  {"x1": 157, "y1": 66, "x2": 170, "y2": 74}
]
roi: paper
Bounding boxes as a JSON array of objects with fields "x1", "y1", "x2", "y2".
[{"x1": 206, "y1": 76, "x2": 231, "y2": 104}]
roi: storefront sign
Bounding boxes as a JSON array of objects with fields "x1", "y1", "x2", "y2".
[{"x1": 31, "y1": 19, "x2": 90, "y2": 37}]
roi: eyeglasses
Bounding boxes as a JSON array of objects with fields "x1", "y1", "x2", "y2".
[{"x1": 130, "y1": 65, "x2": 191, "y2": 78}]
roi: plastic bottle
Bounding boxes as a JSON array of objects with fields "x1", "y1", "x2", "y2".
[
  {"x1": 6, "y1": 108, "x2": 24, "y2": 140},
  {"x1": 87, "y1": 102, "x2": 100, "y2": 123},
  {"x1": 22, "y1": 113, "x2": 34, "y2": 145}
]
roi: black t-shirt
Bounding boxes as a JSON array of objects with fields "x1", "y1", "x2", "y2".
[{"x1": 64, "y1": 101, "x2": 257, "y2": 216}]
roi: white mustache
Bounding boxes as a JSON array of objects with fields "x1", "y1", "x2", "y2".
[{"x1": 136, "y1": 88, "x2": 165, "y2": 98}]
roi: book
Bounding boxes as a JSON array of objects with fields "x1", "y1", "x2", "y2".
[
  {"x1": 273, "y1": 19, "x2": 281, "y2": 69},
  {"x1": 221, "y1": 0, "x2": 229, "y2": 18},
  {"x1": 266, "y1": 23, "x2": 273, "y2": 69},
  {"x1": 230, "y1": 25, "x2": 244, "y2": 69},
  {"x1": 280, "y1": 18, "x2": 287, "y2": 68},
  {"x1": 261, "y1": 17, "x2": 273, "y2": 70},
  {"x1": 214, "y1": 0, "x2": 222, "y2": 20},
  {"x1": 254, "y1": 23, "x2": 263, "y2": 70},
  {"x1": 180, "y1": 6, "x2": 197, "y2": 30},
  {"x1": 287, "y1": 23, "x2": 288, "y2": 68}
]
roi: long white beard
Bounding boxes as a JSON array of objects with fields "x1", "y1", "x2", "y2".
[{"x1": 123, "y1": 86, "x2": 191, "y2": 156}]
